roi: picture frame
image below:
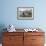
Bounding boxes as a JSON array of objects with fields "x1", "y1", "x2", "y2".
[{"x1": 17, "y1": 7, "x2": 34, "y2": 20}]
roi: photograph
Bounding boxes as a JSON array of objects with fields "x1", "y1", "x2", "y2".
[{"x1": 17, "y1": 7, "x2": 34, "y2": 20}]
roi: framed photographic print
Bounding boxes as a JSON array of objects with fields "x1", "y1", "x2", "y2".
[{"x1": 17, "y1": 7, "x2": 34, "y2": 20}]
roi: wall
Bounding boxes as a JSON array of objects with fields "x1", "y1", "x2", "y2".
[
  {"x1": 0, "y1": 0, "x2": 46, "y2": 30},
  {"x1": 0, "y1": 0, "x2": 46, "y2": 43}
]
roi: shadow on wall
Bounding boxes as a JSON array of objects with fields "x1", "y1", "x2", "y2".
[{"x1": 0, "y1": 24, "x2": 7, "y2": 43}]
